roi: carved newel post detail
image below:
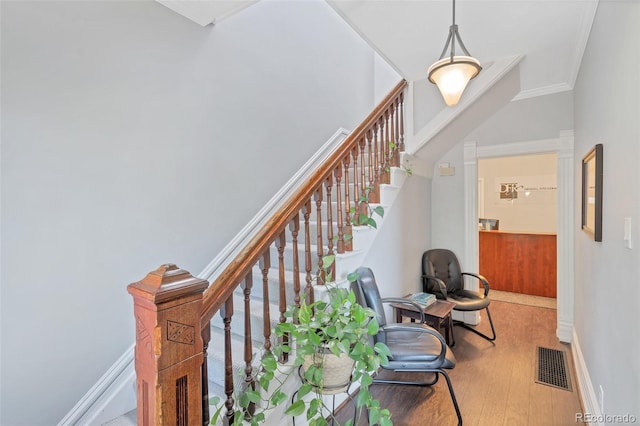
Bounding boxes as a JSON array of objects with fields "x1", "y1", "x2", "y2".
[{"x1": 128, "y1": 264, "x2": 209, "y2": 426}]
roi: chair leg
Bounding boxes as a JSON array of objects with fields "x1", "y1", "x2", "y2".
[
  {"x1": 373, "y1": 371, "x2": 460, "y2": 424},
  {"x1": 439, "y1": 369, "x2": 462, "y2": 426},
  {"x1": 454, "y1": 307, "x2": 496, "y2": 342}
]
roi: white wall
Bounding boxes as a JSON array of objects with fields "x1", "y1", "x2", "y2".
[
  {"x1": 0, "y1": 1, "x2": 380, "y2": 424},
  {"x1": 478, "y1": 153, "x2": 557, "y2": 233},
  {"x1": 374, "y1": 53, "x2": 402, "y2": 104},
  {"x1": 363, "y1": 175, "x2": 431, "y2": 299},
  {"x1": 468, "y1": 91, "x2": 574, "y2": 147},
  {"x1": 430, "y1": 142, "x2": 468, "y2": 265},
  {"x1": 573, "y1": 1, "x2": 640, "y2": 419}
]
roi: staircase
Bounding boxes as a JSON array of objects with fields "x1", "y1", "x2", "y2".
[
  {"x1": 113, "y1": 80, "x2": 408, "y2": 426},
  {"x1": 204, "y1": 165, "x2": 409, "y2": 425}
]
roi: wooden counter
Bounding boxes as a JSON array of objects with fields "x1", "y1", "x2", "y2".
[{"x1": 479, "y1": 230, "x2": 557, "y2": 298}]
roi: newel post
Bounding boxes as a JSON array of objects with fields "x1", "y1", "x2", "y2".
[{"x1": 127, "y1": 264, "x2": 209, "y2": 426}]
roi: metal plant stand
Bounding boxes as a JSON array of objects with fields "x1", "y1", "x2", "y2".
[{"x1": 291, "y1": 365, "x2": 358, "y2": 425}]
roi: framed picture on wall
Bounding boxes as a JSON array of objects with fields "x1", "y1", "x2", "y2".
[{"x1": 581, "y1": 144, "x2": 603, "y2": 241}]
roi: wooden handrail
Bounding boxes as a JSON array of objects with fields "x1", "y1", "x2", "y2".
[
  {"x1": 129, "y1": 80, "x2": 407, "y2": 425},
  {"x1": 200, "y1": 79, "x2": 407, "y2": 327}
]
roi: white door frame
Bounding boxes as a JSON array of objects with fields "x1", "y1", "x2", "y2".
[{"x1": 463, "y1": 131, "x2": 574, "y2": 342}]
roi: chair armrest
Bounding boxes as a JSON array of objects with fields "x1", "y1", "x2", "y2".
[
  {"x1": 421, "y1": 274, "x2": 447, "y2": 299},
  {"x1": 381, "y1": 323, "x2": 447, "y2": 361},
  {"x1": 462, "y1": 272, "x2": 490, "y2": 297},
  {"x1": 381, "y1": 297, "x2": 425, "y2": 323}
]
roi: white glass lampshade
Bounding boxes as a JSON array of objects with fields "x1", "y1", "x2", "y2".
[{"x1": 427, "y1": 55, "x2": 482, "y2": 106}]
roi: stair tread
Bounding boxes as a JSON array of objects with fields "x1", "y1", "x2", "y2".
[{"x1": 102, "y1": 410, "x2": 136, "y2": 426}]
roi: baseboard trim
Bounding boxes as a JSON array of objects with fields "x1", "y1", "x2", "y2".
[
  {"x1": 557, "y1": 319, "x2": 574, "y2": 343},
  {"x1": 58, "y1": 344, "x2": 136, "y2": 425},
  {"x1": 59, "y1": 128, "x2": 352, "y2": 425},
  {"x1": 571, "y1": 328, "x2": 603, "y2": 426}
]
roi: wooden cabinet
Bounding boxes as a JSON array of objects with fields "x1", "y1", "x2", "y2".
[{"x1": 479, "y1": 231, "x2": 556, "y2": 298}]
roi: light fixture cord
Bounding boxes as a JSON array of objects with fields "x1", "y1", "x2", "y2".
[
  {"x1": 452, "y1": 0, "x2": 456, "y2": 26},
  {"x1": 438, "y1": 0, "x2": 473, "y2": 60},
  {"x1": 450, "y1": 0, "x2": 457, "y2": 59}
]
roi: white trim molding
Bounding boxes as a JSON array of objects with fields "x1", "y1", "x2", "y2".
[
  {"x1": 572, "y1": 329, "x2": 604, "y2": 426},
  {"x1": 512, "y1": 82, "x2": 572, "y2": 101},
  {"x1": 464, "y1": 131, "x2": 575, "y2": 341},
  {"x1": 59, "y1": 128, "x2": 353, "y2": 425},
  {"x1": 57, "y1": 344, "x2": 136, "y2": 425},
  {"x1": 463, "y1": 141, "x2": 479, "y2": 275},
  {"x1": 556, "y1": 130, "x2": 575, "y2": 342},
  {"x1": 199, "y1": 128, "x2": 350, "y2": 283},
  {"x1": 462, "y1": 141, "x2": 481, "y2": 325},
  {"x1": 568, "y1": 0, "x2": 600, "y2": 89},
  {"x1": 512, "y1": 0, "x2": 598, "y2": 101}
]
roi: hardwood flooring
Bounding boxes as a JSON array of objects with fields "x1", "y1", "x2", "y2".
[{"x1": 334, "y1": 300, "x2": 583, "y2": 426}]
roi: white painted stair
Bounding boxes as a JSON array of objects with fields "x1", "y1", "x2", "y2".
[
  {"x1": 200, "y1": 165, "x2": 407, "y2": 425},
  {"x1": 95, "y1": 129, "x2": 409, "y2": 426}
]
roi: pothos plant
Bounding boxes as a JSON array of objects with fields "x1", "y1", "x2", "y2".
[
  {"x1": 352, "y1": 186, "x2": 385, "y2": 230},
  {"x1": 387, "y1": 141, "x2": 413, "y2": 177},
  {"x1": 210, "y1": 196, "x2": 391, "y2": 426}
]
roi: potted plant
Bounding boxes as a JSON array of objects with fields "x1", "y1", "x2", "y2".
[
  {"x1": 210, "y1": 199, "x2": 391, "y2": 426},
  {"x1": 211, "y1": 272, "x2": 392, "y2": 426}
]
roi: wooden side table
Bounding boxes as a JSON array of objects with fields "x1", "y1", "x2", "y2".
[{"x1": 390, "y1": 299, "x2": 456, "y2": 346}]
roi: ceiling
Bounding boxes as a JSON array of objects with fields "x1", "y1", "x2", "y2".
[
  {"x1": 156, "y1": 0, "x2": 258, "y2": 27},
  {"x1": 329, "y1": 0, "x2": 598, "y2": 100},
  {"x1": 159, "y1": 0, "x2": 599, "y2": 101}
]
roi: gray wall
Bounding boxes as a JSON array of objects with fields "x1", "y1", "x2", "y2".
[
  {"x1": 573, "y1": 1, "x2": 640, "y2": 418},
  {"x1": 0, "y1": 1, "x2": 379, "y2": 424}
]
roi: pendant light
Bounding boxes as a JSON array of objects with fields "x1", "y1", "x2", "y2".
[{"x1": 428, "y1": 0, "x2": 482, "y2": 106}]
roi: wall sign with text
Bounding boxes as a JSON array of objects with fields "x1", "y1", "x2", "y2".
[{"x1": 494, "y1": 175, "x2": 557, "y2": 201}]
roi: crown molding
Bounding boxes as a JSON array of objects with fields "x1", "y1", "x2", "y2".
[
  {"x1": 568, "y1": 0, "x2": 600, "y2": 89},
  {"x1": 512, "y1": 82, "x2": 573, "y2": 101},
  {"x1": 513, "y1": 0, "x2": 598, "y2": 101}
]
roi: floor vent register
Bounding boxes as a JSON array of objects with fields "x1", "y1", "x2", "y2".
[{"x1": 536, "y1": 346, "x2": 572, "y2": 391}]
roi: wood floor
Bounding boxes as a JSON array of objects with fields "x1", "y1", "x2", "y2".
[{"x1": 334, "y1": 300, "x2": 583, "y2": 426}]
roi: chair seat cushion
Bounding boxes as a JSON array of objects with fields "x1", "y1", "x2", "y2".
[
  {"x1": 449, "y1": 289, "x2": 490, "y2": 311},
  {"x1": 385, "y1": 330, "x2": 456, "y2": 370}
]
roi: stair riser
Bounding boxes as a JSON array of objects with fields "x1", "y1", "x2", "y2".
[
  {"x1": 350, "y1": 225, "x2": 376, "y2": 251},
  {"x1": 299, "y1": 200, "x2": 360, "y2": 224},
  {"x1": 284, "y1": 220, "x2": 337, "y2": 245},
  {"x1": 268, "y1": 244, "x2": 332, "y2": 271},
  {"x1": 207, "y1": 168, "x2": 402, "y2": 409},
  {"x1": 206, "y1": 328, "x2": 268, "y2": 389},
  {"x1": 209, "y1": 295, "x2": 280, "y2": 345},
  {"x1": 248, "y1": 269, "x2": 315, "y2": 306},
  {"x1": 274, "y1": 231, "x2": 377, "y2": 274}
]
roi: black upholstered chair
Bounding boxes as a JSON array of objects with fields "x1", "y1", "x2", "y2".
[
  {"x1": 421, "y1": 248, "x2": 496, "y2": 342},
  {"x1": 352, "y1": 267, "x2": 462, "y2": 425}
]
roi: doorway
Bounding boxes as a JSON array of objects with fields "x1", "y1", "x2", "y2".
[
  {"x1": 477, "y1": 153, "x2": 557, "y2": 298},
  {"x1": 462, "y1": 132, "x2": 575, "y2": 343}
]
